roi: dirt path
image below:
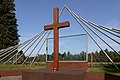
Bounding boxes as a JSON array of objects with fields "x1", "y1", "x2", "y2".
[{"x1": 0, "y1": 76, "x2": 22, "y2": 80}]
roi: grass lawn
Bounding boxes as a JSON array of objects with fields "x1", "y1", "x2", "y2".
[
  {"x1": 0, "y1": 65, "x2": 45, "y2": 70},
  {"x1": 87, "y1": 68, "x2": 120, "y2": 76},
  {"x1": 0, "y1": 64, "x2": 119, "y2": 76}
]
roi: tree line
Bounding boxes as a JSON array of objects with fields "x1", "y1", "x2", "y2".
[
  {"x1": 1, "y1": 48, "x2": 119, "y2": 64},
  {"x1": 28, "y1": 49, "x2": 120, "y2": 62},
  {"x1": 88, "y1": 49, "x2": 120, "y2": 62}
]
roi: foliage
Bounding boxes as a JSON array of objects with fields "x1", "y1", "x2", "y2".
[
  {"x1": 28, "y1": 48, "x2": 120, "y2": 63},
  {"x1": 46, "y1": 49, "x2": 120, "y2": 62},
  {"x1": 47, "y1": 51, "x2": 86, "y2": 61},
  {"x1": 0, "y1": 0, "x2": 19, "y2": 50},
  {"x1": 89, "y1": 49, "x2": 120, "y2": 62}
]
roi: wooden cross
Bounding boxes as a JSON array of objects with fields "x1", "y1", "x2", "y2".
[{"x1": 44, "y1": 8, "x2": 70, "y2": 71}]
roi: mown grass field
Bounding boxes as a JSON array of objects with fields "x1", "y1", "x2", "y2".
[
  {"x1": 87, "y1": 68, "x2": 120, "y2": 76},
  {"x1": 0, "y1": 62, "x2": 120, "y2": 76},
  {"x1": 0, "y1": 65, "x2": 45, "y2": 70}
]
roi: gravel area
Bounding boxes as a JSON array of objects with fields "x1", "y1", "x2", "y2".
[{"x1": 0, "y1": 76, "x2": 22, "y2": 80}]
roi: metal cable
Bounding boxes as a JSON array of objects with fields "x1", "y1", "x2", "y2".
[
  {"x1": 0, "y1": 32, "x2": 40, "y2": 54},
  {"x1": 21, "y1": 31, "x2": 48, "y2": 65},
  {"x1": 112, "y1": 28, "x2": 120, "y2": 33},
  {"x1": 0, "y1": 30, "x2": 42, "y2": 59},
  {"x1": 77, "y1": 17, "x2": 120, "y2": 56},
  {"x1": 63, "y1": 5, "x2": 119, "y2": 69},
  {"x1": 59, "y1": 5, "x2": 66, "y2": 17},
  {"x1": 1, "y1": 31, "x2": 43, "y2": 62},
  {"x1": 0, "y1": 46, "x2": 16, "y2": 53},
  {"x1": 0, "y1": 45, "x2": 18, "y2": 54},
  {"x1": 4, "y1": 30, "x2": 44, "y2": 64},
  {"x1": 88, "y1": 22, "x2": 120, "y2": 38},
  {"x1": 1, "y1": 29, "x2": 44, "y2": 54},
  {"x1": 80, "y1": 18, "x2": 120, "y2": 45},
  {"x1": 30, "y1": 31, "x2": 51, "y2": 66},
  {"x1": 0, "y1": 44, "x2": 22, "y2": 62},
  {"x1": 0, "y1": 45, "x2": 20, "y2": 57},
  {"x1": 12, "y1": 30, "x2": 45, "y2": 65},
  {"x1": 0, "y1": 39, "x2": 31, "y2": 58},
  {"x1": 97, "y1": 24, "x2": 120, "y2": 34}
]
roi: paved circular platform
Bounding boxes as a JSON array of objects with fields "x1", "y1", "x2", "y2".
[{"x1": 0, "y1": 76, "x2": 22, "y2": 80}]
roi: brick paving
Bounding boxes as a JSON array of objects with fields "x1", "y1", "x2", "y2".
[{"x1": 0, "y1": 76, "x2": 22, "y2": 80}]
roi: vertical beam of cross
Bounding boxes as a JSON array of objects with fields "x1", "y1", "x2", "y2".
[
  {"x1": 44, "y1": 8, "x2": 70, "y2": 71},
  {"x1": 53, "y1": 8, "x2": 59, "y2": 71}
]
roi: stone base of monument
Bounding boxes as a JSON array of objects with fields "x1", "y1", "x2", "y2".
[
  {"x1": 22, "y1": 69, "x2": 85, "y2": 80},
  {"x1": 22, "y1": 69, "x2": 105, "y2": 80},
  {"x1": 22, "y1": 62, "x2": 105, "y2": 80}
]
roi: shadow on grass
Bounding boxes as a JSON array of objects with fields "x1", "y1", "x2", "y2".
[
  {"x1": 88, "y1": 64, "x2": 120, "y2": 76},
  {"x1": 103, "y1": 64, "x2": 120, "y2": 74}
]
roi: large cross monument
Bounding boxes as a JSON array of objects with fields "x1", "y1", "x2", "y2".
[
  {"x1": 44, "y1": 8, "x2": 70, "y2": 71},
  {"x1": 22, "y1": 7, "x2": 104, "y2": 80}
]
